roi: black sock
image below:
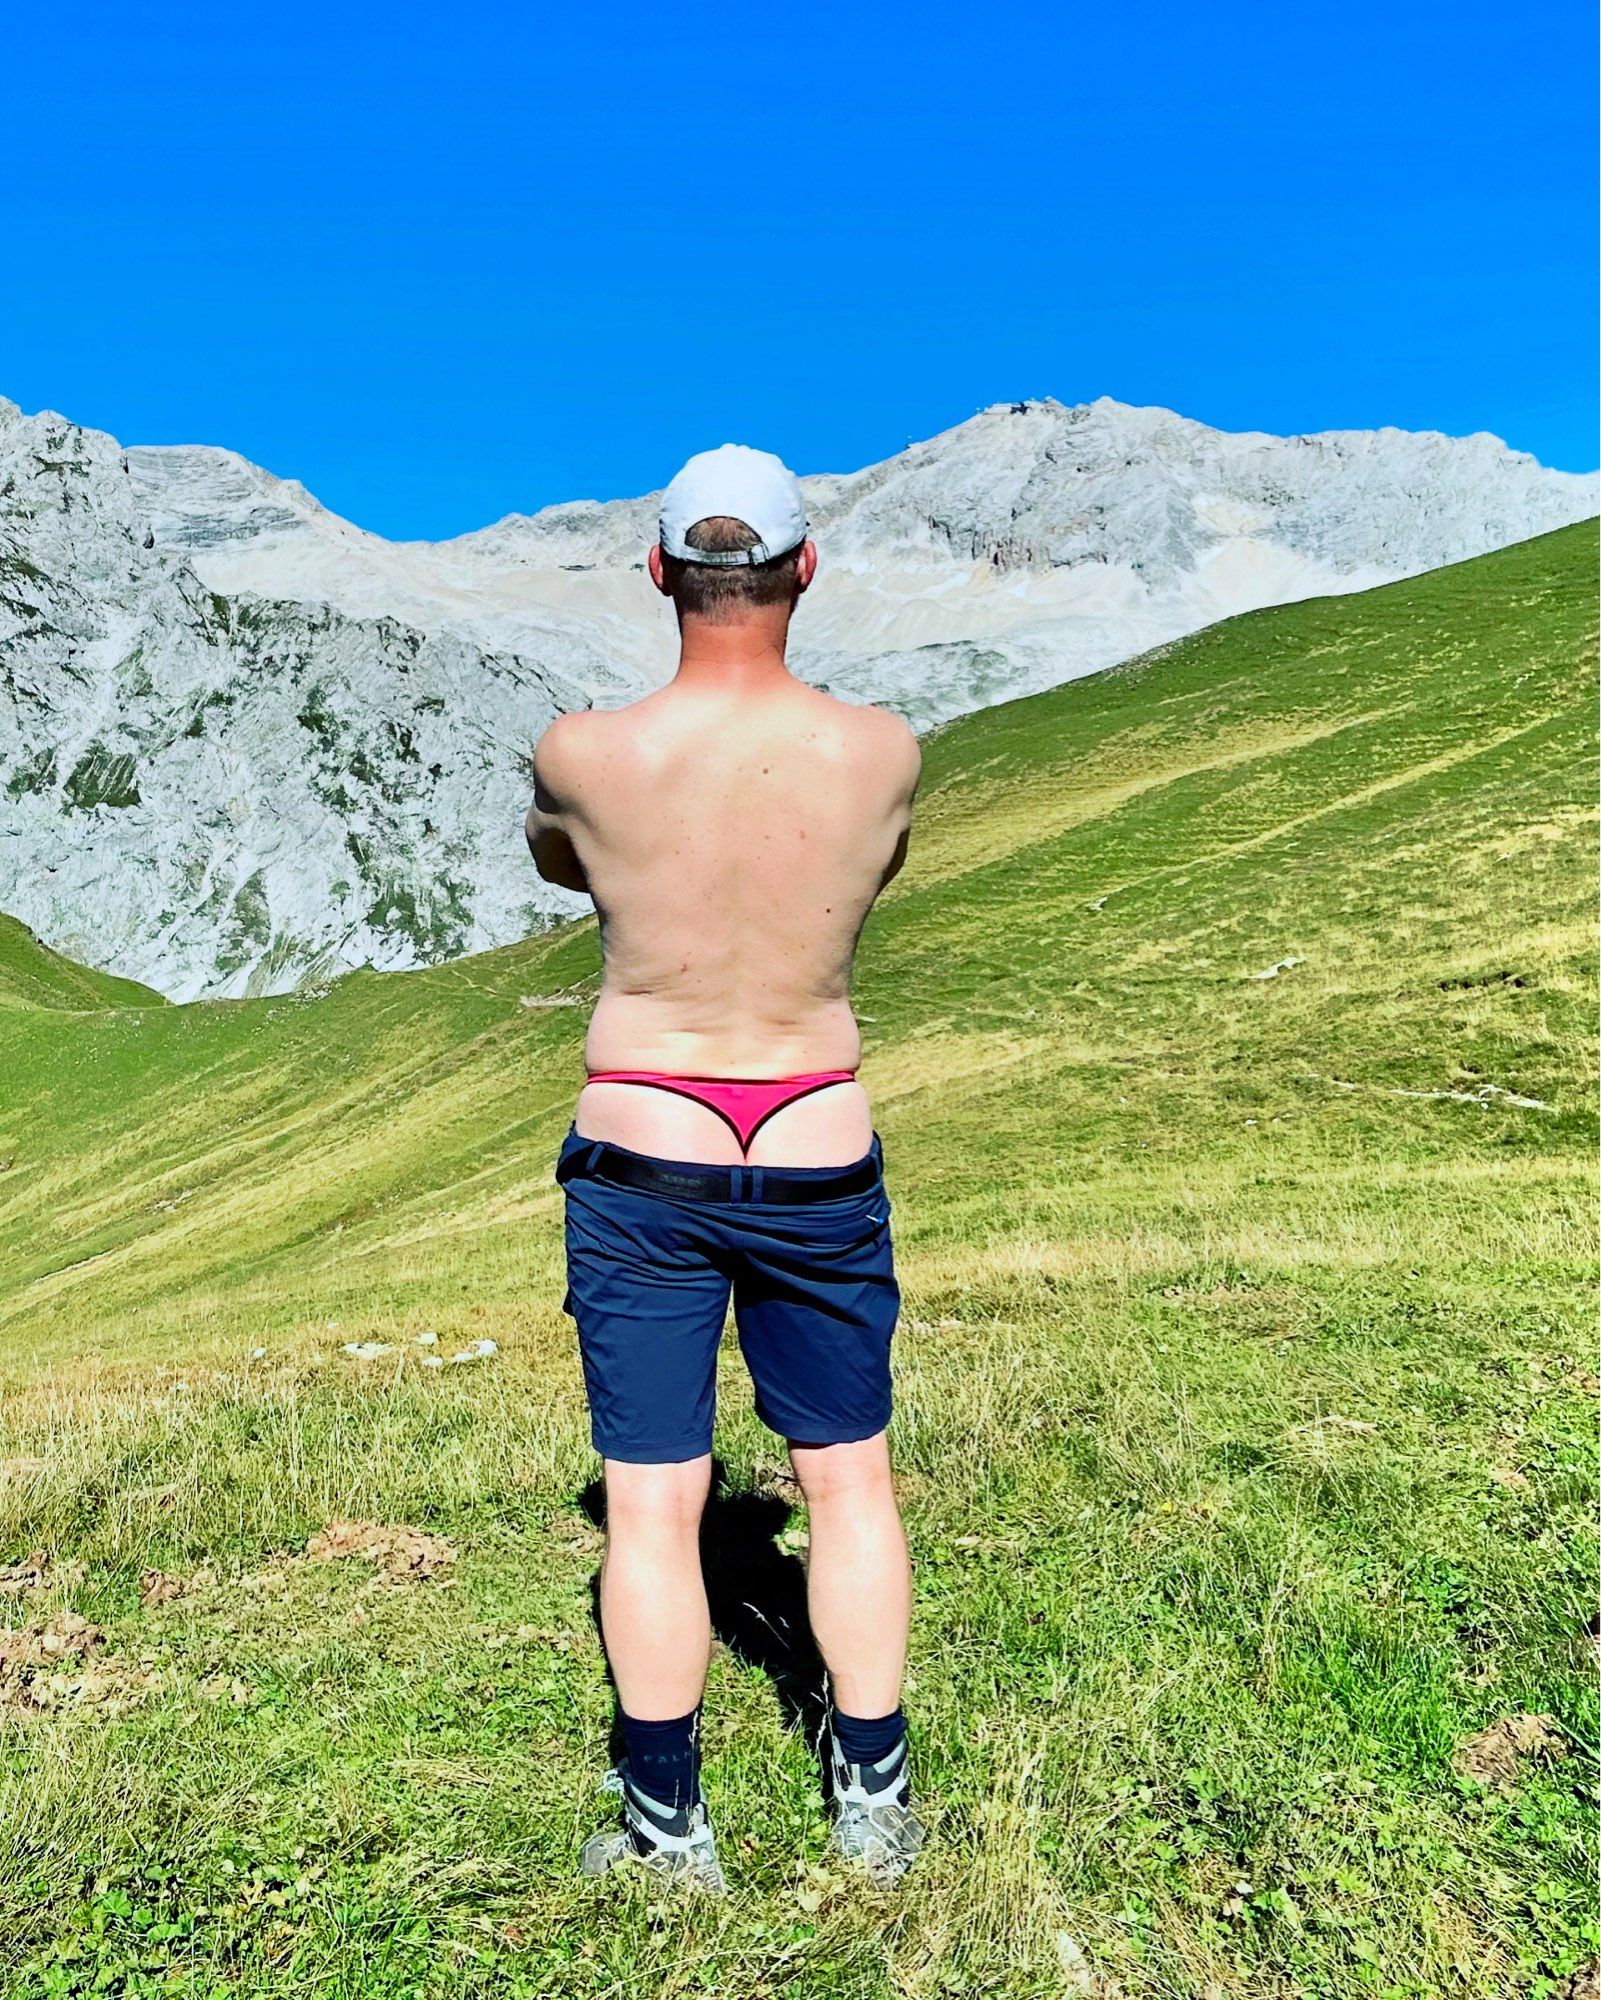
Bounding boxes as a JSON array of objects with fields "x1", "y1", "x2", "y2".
[
  {"x1": 832, "y1": 1704, "x2": 907, "y2": 1791},
  {"x1": 620, "y1": 1705, "x2": 701, "y2": 1812}
]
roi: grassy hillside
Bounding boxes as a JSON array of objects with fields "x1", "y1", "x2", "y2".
[
  {"x1": 0, "y1": 525, "x2": 1595, "y2": 1998},
  {"x1": 0, "y1": 913, "x2": 164, "y2": 1013}
]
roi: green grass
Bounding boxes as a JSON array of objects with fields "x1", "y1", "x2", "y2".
[
  {"x1": 0, "y1": 525, "x2": 1595, "y2": 1997},
  {"x1": 0, "y1": 915, "x2": 165, "y2": 1015}
]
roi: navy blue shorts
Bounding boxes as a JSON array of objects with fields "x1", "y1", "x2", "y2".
[{"x1": 559, "y1": 1128, "x2": 900, "y2": 1464}]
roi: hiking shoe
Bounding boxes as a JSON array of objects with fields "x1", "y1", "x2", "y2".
[
  {"x1": 826, "y1": 1729, "x2": 925, "y2": 1884},
  {"x1": 580, "y1": 1766, "x2": 726, "y2": 1892}
]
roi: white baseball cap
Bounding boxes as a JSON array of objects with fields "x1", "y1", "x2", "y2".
[{"x1": 658, "y1": 443, "x2": 809, "y2": 566}]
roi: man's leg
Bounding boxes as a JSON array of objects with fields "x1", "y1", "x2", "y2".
[
  {"x1": 787, "y1": 1432, "x2": 909, "y2": 1717},
  {"x1": 561, "y1": 1140, "x2": 728, "y2": 1884},
  {"x1": 600, "y1": 1454, "x2": 714, "y2": 1720},
  {"x1": 789, "y1": 1430, "x2": 924, "y2": 1880},
  {"x1": 580, "y1": 1453, "x2": 724, "y2": 1886},
  {"x1": 731, "y1": 1162, "x2": 921, "y2": 1876}
]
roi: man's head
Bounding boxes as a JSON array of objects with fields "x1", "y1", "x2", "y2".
[{"x1": 648, "y1": 444, "x2": 816, "y2": 625}]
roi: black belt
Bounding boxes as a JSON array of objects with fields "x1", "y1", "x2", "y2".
[{"x1": 557, "y1": 1142, "x2": 882, "y2": 1205}]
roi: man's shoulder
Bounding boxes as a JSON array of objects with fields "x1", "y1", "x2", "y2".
[
  {"x1": 800, "y1": 682, "x2": 911, "y2": 739},
  {"x1": 532, "y1": 706, "x2": 619, "y2": 801},
  {"x1": 824, "y1": 695, "x2": 920, "y2": 782}
]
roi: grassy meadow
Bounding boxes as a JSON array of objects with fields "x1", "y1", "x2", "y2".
[{"x1": 0, "y1": 525, "x2": 1596, "y2": 1998}]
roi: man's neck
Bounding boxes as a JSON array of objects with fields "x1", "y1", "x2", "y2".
[{"x1": 673, "y1": 612, "x2": 794, "y2": 691}]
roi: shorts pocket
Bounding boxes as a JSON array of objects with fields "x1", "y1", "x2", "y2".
[{"x1": 763, "y1": 1190, "x2": 892, "y2": 1262}]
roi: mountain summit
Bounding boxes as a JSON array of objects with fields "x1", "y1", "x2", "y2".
[
  {"x1": 2, "y1": 393, "x2": 1593, "y2": 997},
  {"x1": 128, "y1": 396, "x2": 1598, "y2": 728}
]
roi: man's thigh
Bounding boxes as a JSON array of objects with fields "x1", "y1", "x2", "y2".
[
  {"x1": 730, "y1": 1192, "x2": 899, "y2": 1447},
  {"x1": 564, "y1": 1179, "x2": 731, "y2": 1464}
]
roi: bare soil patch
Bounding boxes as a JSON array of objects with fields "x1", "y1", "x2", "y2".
[
  {"x1": 1453, "y1": 1712, "x2": 1567, "y2": 1789},
  {"x1": 140, "y1": 1567, "x2": 208, "y2": 1605},
  {"x1": 0, "y1": 1609, "x2": 161, "y2": 1717},
  {"x1": 303, "y1": 1519, "x2": 456, "y2": 1583},
  {"x1": 0, "y1": 1549, "x2": 51, "y2": 1595}
]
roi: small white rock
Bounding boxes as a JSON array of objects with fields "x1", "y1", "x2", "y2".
[{"x1": 448, "y1": 1339, "x2": 498, "y2": 1364}]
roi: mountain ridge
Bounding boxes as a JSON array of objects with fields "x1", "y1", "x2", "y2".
[
  {"x1": 2, "y1": 390, "x2": 1593, "y2": 1000},
  {"x1": 123, "y1": 390, "x2": 1599, "y2": 726}
]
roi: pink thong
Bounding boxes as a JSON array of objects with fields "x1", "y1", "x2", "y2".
[{"x1": 584, "y1": 1071, "x2": 857, "y2": 1156}]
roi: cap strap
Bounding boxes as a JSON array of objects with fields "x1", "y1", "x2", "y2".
[
  {"x1": 676, "y1": 541, "x2": 771, "y2": 567},
  {"x1": 661, "y1": 528, "x2": 808, "y2": 568}
]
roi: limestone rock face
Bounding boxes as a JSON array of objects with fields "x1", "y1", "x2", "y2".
[
  {"x1": 127, "y1": 395, "x2": 1600, "y2": 735},
  {"x1": 0, "y1": 401, "x2": 600, "y2": 999},
  {"x1": 3, "y1": 393, "x2": 1593, "y2": 997}
]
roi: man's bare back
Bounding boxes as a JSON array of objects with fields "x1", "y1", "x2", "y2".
[{"x1": 530, "y1": 670, "x2": 919, "y2": 1164}]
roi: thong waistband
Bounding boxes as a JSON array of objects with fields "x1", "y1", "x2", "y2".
[{"x1": 583, "y1": 1070, "x2": 857, "y2": 1155}]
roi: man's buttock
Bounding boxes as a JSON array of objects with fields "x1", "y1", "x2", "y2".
[{"x1": 575, "y1": 1075, "x2": 873, "y2": 1168}]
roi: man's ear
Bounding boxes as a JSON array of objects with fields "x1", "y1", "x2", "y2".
[
  {"x1": 795, "y1": 539, "x2": 818, "y2": 593},
  {"x1": 647, "y1": 543, "x2": 669, "y2": 595}
]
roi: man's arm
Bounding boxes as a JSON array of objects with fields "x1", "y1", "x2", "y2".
[
  {"x1": 525, "y1": 714, "x2": 591, "y2": 894},
  {"x1": 872, "y1": 711, "x2": 921, "y2": 888}
]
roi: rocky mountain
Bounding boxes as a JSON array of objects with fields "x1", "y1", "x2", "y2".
[
  {"x1": 2, "y1": 393, "x2": 1593, "y2": 998},
  {"x1": 128, "y1": 396, "x2": 1597, "y2": 730},
  {"x1": 0, "y1": 402, "x2": 609, "y2": 1000}
]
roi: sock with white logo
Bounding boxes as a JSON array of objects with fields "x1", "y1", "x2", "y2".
[
  {"x1": 620, "y1": 1705, "x2": 702, "y2": 1818},
  {"x1": 832, "y1": 1704, "x2": 908, "y2": 1795}
]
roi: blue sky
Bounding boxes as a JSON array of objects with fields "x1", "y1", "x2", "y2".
[{"x1": 4, "y1": 1, "x2": 1594, "y2": 538}]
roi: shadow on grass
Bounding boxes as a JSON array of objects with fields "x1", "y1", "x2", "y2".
[{"x1": 577, "y1": 1459, "x2": 828, "y2": 1770}]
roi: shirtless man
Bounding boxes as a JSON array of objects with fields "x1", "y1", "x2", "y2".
[{"x1": 527, "y1": 444, "x2": 922, "y2": 1890}]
